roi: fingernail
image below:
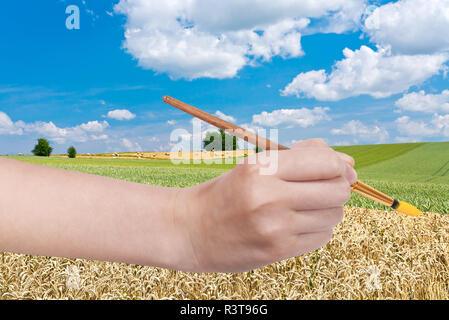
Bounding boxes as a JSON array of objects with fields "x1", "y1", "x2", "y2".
[{"x1": 345, "y1": 165, "x2": 358, "y2": 184}]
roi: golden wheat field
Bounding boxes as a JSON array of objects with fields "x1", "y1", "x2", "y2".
[{"x1": 1, "y1": 207, "x2": 448, "y2": 300}]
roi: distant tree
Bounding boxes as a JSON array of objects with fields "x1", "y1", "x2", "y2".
[
  {"x1": 67, "y1": 146, "x2": 77, "y2": 158},
  {"x1": 32, "y1": 138, "x2": 53, "y2": 157},
  {"x1": 203, "y1": 129, "x2": 238, "y2": 151},
  {"x1": 254, "y1": 146, "x2": 263, "y2": 153}
]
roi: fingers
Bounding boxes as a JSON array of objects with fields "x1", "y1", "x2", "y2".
[
  {"x1": 294, "y1": 230, "x2": 334, "y2": 255},
  {"x1": 276, "y1": 148, "x2": 357, "y2": 183},
  {"x1": 336, "y1": 152, "x2": 355, "y2": 167},
  {"x1": 264, "y1": 176, "x2": 352, "y2": 210},
  {"x1": 290, "y1": 138, "x2": 355, "y2": 168},
  {"x1": 289, "y1": 207, "x2": 344, "y2": 234},
  {"x1": 284, "y1": 176, "x2": 352, "y2": 210}
]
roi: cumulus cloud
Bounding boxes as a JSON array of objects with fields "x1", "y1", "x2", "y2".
[
  {"x1": 364, "y1": 0, "x2": 449, "y2": 55},
  {"x1": 240, "y1": 123, "x2": 267, "y2": 134},
  {"x1": 332, "y1": 140, "x2": 351, "y2": 146},
  {"x1": 215, "y1": 110, "x2": 236, "y2": 123},
  {"x1": 433, "y1": 114, "x2": 449, "y2": 136},
  {"x1": 252, "y1": 107, "x2": 330, "y2": 127},
  {"x1": 282, "y1": 46, "x2": 448, "y2": 101},
  {"x1": 80, "y1": 120, "x2": 110, "y2": 132},
  {"x1": 121, "y1": 138, "x2": 142, "y2": 151},
  {"x1": 0, "y1": 111, "x2": 109, "y2": 144},
  {"x1": 0, "y1": 111, "x2": 23, "y2": 135},
  {"x1": 395, "y1": 114, "x2": 449, "y2": 137},
  {"x1": 106, "y1": 109, "x2": 136, "y2": 121},
  {"x1": 331, "y1": 120, "x2": 389, "y2": 143},
  {"x1": 91, "y1": 134, "x2": 109, "y2": 141},
  {"x1": 114, "y1": 0, "x2": 365, "y2": 79},
  {"x1": 395, "y1": 90, "x2": 449, "y2": 113}
]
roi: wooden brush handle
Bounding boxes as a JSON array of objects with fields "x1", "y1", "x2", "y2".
[
  {"x1": 163, "y1": 95, "x2": 395, "y2": 208},
  {"x1": 163, "y1": 96, "x2": 287, "y2": 151},
  {"x1": 350, "y1": 181, "x2": 394, "y2": 206}
]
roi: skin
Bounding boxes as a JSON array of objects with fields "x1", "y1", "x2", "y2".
[{"x1": 0, "y1": 139, "x2": 356, "y2": 273}]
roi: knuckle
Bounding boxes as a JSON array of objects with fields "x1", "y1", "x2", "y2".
[
  {"x1": 348, "y1": 155, "x2": 355, "y2": 166},
  {"x1": 238, "y1": 160, "x2": 263, "y2": 180},
  {"x1": 309, "y1": 138, "x2": 328, "y2": 147},
  {"x1": 325, "y1": 151, "x2": 343, "y2": 176},
  {"x1": 235, "y1": 165, "x2": 275, "y2": 211},
  {"x1": 240, "y1": 178, "x2": 267, "y2": 212},
  {"x1": 235, "y1": 161, "x2": 253, "y2": 177},
  {"x1": 252, "y1": 214, "x2": 285, "y2": 242}
]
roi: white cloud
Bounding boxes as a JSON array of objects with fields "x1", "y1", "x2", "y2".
[
  {"x1": 364, "y1": 0, "x2": 449, "y2": 55},
  {"x1": 333, "y1": 140, "x2": 351, "y2": 146},
  {"x1": 0, "y1": 111, "x2": 109, "y2": 144},
  {"x1": 0, "y1": 111, "x2": 23, "y2": 135},
  {"x1": 167, "y1": 120, "x2": 177, "y2": 125},
  {"x1": 215, "y1": 110, "x2": 236, "y2": 123},
  {"x1": 114, "y1": 0, "x2": 365, "y2": 79},
  {"x1": 395, "y1": 90, "x2": 449, "y2": 113},
  {"x1": 239, "y1": 123, "x2": 267, "y2": 142},
  {"x1": 188, "y1": 111, "x2": 237, "y2": 138},
  {"x1": 282, "y1": 45, "x2": 448, "y2": 101},
  {"x1": 91, "y1": 134, "x2": 109, "y2": 141},
  {"x1": 395, "y1": 114, "x2": 449, "y2": 137},
  {"x1": 106, "y1": 109, "x2": 136, "y2": 121},
  {"x1": 80, "y1": 120, "x2": 110, "y2": 132},
  {"x1": 433, "y1": 114, "x2": 449, "y2": 136},
  {"x1": 252, "y1": 107, "x2": 330, "y2": 127},
  {"x1": 395, "y1": 116, "x2": 437, "y2": 137},
  {"x1": 121, "y1": 138, "x2": 142, "y2": 151},
  {"x1": 394, "y1": 136, "x2": 420, "y2": 143},
  {"x1": 331, "y1": 120, "x2": 389, "y2": 143}
]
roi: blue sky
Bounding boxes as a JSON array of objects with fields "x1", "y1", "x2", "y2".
[{"x1": 1, "y1": 0, "x2": 448, "y2": 154}]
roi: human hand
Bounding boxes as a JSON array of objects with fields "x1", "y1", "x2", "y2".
[{"x1": 175, "y1": 139, "x2": 357, "y2": 272}]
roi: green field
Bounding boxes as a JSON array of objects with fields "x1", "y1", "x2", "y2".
[
  {"x1": 6, "y1": 141, "x2": 449, "y2": 213},
  {"x1": 334, "y1": 142, "x2": 449, "y2": 213}
]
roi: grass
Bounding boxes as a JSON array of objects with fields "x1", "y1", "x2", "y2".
[
  {"x1": 7, "y1": 141, "x2": 449, "y2": 213},
  {"x1": 336, "y1": 141, "x2": 449, "y2": 213},
  {"x1": 333, "y1": 142, "x2": 425, "y2": 169}
]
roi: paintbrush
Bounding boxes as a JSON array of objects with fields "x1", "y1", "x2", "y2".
[{"x1": 163, "y1": 95, "x2": 422, "y2": 217}]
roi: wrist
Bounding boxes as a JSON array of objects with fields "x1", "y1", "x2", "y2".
[{"x1": 163, "y1": 186, "x2": 205, "y2": 272}]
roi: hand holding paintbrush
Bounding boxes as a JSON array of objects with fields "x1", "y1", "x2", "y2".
[
  {"x1": 163, "y1": 96, "x2": 422, "y2": 217},
  {"x1": 0, "y1": 96, "x2": 421, "y2": 274}
]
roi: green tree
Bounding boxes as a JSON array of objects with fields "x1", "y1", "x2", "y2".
[
  {"x1": 67, "y1": 146, "x2": 77, "y2": 158},
  {"x1": 203, "y1": 129, "x2": 238, "y2": 151},
  {"x1": 32, "y1": 138, "x2": 53, "y2": 157}
]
